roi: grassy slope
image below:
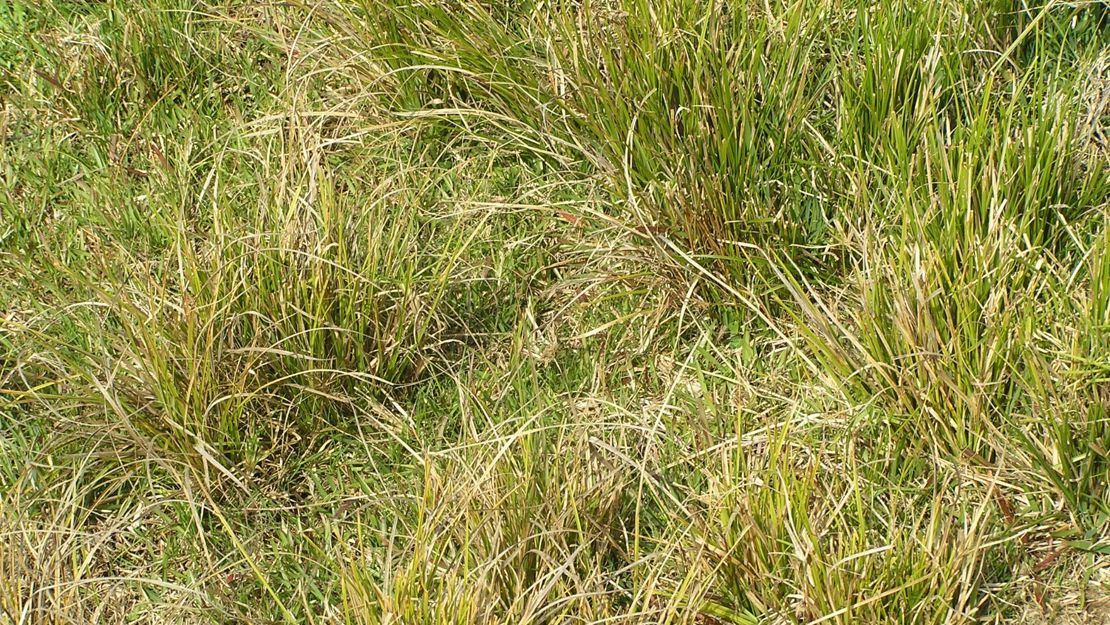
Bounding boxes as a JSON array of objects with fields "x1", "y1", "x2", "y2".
[{"x1": 1, "y1": 1, "x2": 1108, "y2": 623}]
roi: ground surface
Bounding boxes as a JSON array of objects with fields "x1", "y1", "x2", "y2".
[{"x1": 1, "y1": 1, "x2": 1109, "y2": 624}]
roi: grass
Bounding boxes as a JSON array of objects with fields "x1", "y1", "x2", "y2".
[{"x1": 1, "y1": 0, "x2": 1109, "y2": 623}]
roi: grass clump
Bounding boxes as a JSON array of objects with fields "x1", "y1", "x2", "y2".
[{"x1": 3, "y1": 1, "x2": 1110, "y2": 624}]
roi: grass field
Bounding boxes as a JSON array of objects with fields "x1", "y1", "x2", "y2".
[{"x1": 1, "y1": 1, "x2": 1109, "y2": 623}]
